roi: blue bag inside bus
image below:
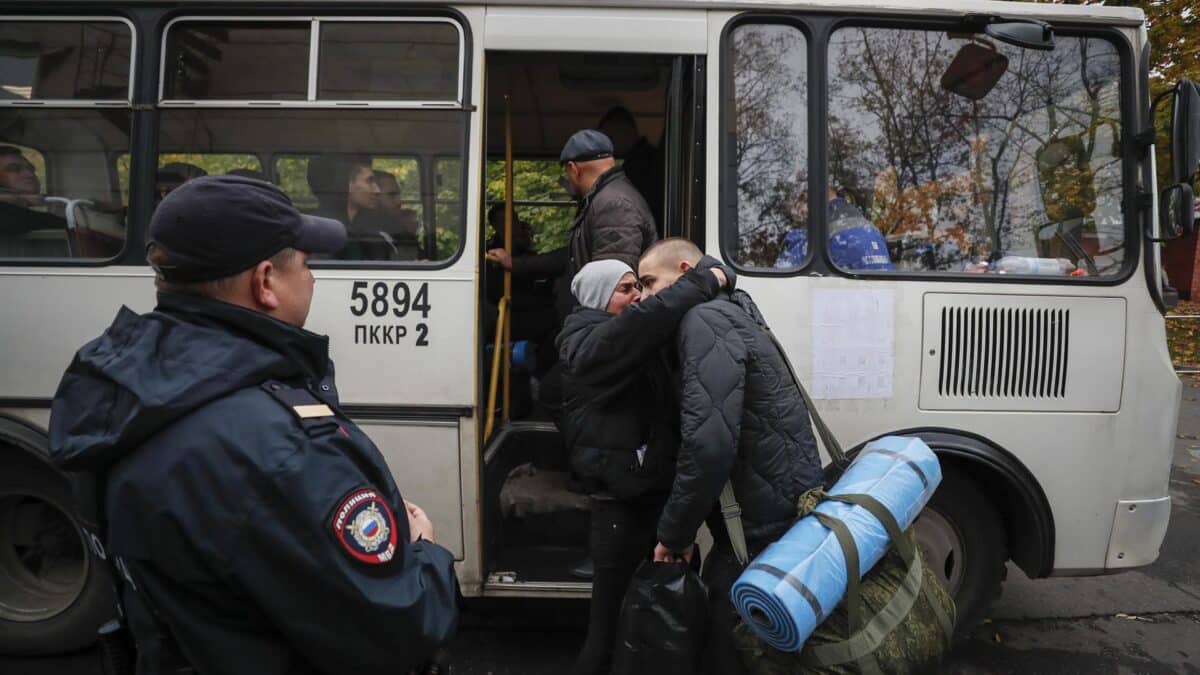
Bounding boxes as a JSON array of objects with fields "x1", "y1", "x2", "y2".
[{"x1": 729, "y1": 435, "x2": 942, "y2": 652}]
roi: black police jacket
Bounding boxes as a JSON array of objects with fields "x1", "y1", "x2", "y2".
[
  {"x1": 656, "y1": 289, "x2": 824, "y2": 554},
  {"x1": 49, "y1": 292, "x2": 458, "y2": 675},
  {"x1": 557, "y1": 264, "x2": 724, "y2": 500}
]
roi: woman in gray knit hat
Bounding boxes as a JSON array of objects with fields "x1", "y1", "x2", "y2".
[{"x1": 557, "y1": 256, "x2": 730, "y2": 674}]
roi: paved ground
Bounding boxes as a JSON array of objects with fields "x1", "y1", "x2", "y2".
[{"x1": 6, "y1": 392, "x2": 1200, "y2": 674}]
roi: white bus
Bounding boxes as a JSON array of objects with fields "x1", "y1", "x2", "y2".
[{"x1": 0, "y1": 0, "x2": 1194, "y2": 655}]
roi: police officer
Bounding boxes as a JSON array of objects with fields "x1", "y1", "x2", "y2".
[{"x1": 48, "y1": 175, "x2": 459, "y2": 674}]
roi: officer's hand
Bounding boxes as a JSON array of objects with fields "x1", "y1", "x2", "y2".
[
  {"x1": 710, "y1": 268, "x2": 728, "y2": 288},
  {"x1": 405, "y1": 500, "x2": 436, "y2": 544},
  {"x1": 486, "y1": 248, "x2": 512, "y2": 270}
]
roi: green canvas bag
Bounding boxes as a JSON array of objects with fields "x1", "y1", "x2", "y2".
[{"x1": 722, "y1": 330, "x2": 956, "y2": 675}]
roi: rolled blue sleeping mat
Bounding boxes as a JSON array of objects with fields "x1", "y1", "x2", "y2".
[{"x1": 729, "y1": 435, "x2": 941, "y2": 652}]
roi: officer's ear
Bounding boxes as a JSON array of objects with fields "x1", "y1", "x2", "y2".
[{"x1": 251, "y1": 259, "x2": 282, "y2": 312}]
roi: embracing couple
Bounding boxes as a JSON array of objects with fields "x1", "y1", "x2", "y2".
[{"x1": 558, "y1": 238, "x2": 825, "y2": 675}]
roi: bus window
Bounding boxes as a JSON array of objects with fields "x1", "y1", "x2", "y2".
[
  {"x1": 162, "y1": 22, "x2": 310, "y2": 101},
  {"x1": 0, "y1": 19, "x2": 133, "y2": 260},
  {"x1": 159, "y1": 17, "x2": 467, "y2": 264},
  {"x1": 274, "y1": 154, "x2": 426, "y2": 260},
  {"x1": 318, "y1": 22, "x2": 461, "y2": 102},
  {"x1": 117, "y1": 154, "x2": 264, "y2": 205},
  {"x1": 827, "y1": 29, "x2": 1125, "y2": 278},
  {"x1": 724, "y1": 23, "x2": 809, "y2": 271},
  {"x1": 0, "y1": 21, "x2": 131, "y2": 101},
  {"x1": 159, "y1": 109, "x2": 464, "y2": 262}
]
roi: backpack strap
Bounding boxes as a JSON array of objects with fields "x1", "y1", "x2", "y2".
[
  {"x1": 719, "y1": 482, "x2": 749, "y2": 566},
  {"x1": 760, "y1": 326, "x2": 847, "y2": 468}
]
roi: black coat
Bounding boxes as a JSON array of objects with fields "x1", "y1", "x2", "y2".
[
  {"x1": 557, "y1": 266, "x2": 723, "y2": 500},
  {"x1": 656, "y1": 289, "x2": 824, "y2": 553},
  {"x1": 49, "y1": 292, "x2": 459, "y2": 675}
]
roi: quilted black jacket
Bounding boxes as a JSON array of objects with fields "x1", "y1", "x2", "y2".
[
  {"x1": 558, "y1": 266, "x2": 723, "y2": 500},
  {"x1": 656, "y1": 289, "x2": 824, "y2": 552}
]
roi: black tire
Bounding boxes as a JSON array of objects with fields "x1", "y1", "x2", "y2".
[
  {"x1": 913, "y1": 465, "x2": 1006, "y2": 637},
  {"x1": 0, "y1": 450, "x2": 116, "y2": 655}
]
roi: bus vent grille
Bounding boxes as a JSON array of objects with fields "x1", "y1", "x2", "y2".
[{"x1": 937, "y1": 307, "x2": 1070, "y2": 398}]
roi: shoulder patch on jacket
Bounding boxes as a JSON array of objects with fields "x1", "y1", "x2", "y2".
[{"x1": 331, "y1": 487, "x2": 398, "y2": 565}]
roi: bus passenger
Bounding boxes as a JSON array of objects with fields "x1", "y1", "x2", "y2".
[
  {"x1": 306, "y1": 154, "x2": 392, "y2": 259},
  {"x1": 484, "y1": 204, "x2": 560, "y2": 372},
  {"x1": 372, "y1": 169, "x2": 421, "y2": 260},
  {"x1": 156, "y1": 162, "x2": 207, "y2": 201},
  {"x1": 639, "y1": 238, "x2": 824, "y2": 675},
  {"x1": 597, "y1": 106, "x2": 663, "y2": 228},
  {"x1": 559, "y1": 257, "x2": 729, "y2": 675},
  {"x1": 0, "y1": 145, "x2": 68, "y2": 236},
  {"x1": 48, "y1": 175, "x2": 459, "y2": 675}
]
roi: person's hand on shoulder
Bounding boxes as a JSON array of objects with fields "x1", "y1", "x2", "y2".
[
  {"x1": 696, "y1": 254, "x2": 736, "y2": 291},
  {"x1": 405, "y1": 500, "x2": 436, "y2": 544}
]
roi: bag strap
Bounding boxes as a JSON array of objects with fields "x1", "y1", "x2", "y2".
[
  {"x1": 720, "y1": 482, "x2": 750, "y2": 566},
  {"x1": 826, "y1": 493, "x2": 915, "y2": 565},
  {"x1": 761, "y1": 326, "x2": 847, "y2": 467},
  {"x1": 720, "y1": 325, "x2": 847, "y2": 567}
]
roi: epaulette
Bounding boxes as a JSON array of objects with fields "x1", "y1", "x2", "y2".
[{"x1": 261, "y1": 380, "x2": 340, "y2": 436}]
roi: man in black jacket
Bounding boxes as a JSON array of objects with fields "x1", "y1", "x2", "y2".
[
  {"x1": 49, "y1": 176, "x2": 459, "y2": 674},
  {"x1": 558, "y1": 257, "x2": 728, "y2": 674},
  {"x1": 638, "y1": 238, "x2": 824, "y2": 675}
]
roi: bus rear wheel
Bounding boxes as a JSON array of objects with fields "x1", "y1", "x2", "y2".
[
  {"x1": 0, "y1": 451, "x2": 115, "y2": 655},
  {"x1": 913, "y1": 465, "x2": 1006, "y2": 637}
]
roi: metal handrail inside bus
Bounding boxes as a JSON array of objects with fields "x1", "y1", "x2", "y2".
[
  {"x1": 483, "y1": 296, "x2": 510, "y2": 439},
  {"x1": 484, "y1": 96, "x2": 516, "y2": 439}
]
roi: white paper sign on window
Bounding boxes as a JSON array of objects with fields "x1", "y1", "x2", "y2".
[{"x1": 810, "y1": 289, "x2": 894, "y2": 400}]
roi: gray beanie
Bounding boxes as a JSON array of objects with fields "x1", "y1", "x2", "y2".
[{"x1": 571, "y1": 259, "x2": 635, "y2": 311}]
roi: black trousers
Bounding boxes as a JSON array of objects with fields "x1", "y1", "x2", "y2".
[{"x1": 572, "y1": 495, "x2": 662, "y2": 675}]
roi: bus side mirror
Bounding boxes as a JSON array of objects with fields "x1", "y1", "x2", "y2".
[
  {"x1": 1171, "y1": 78, "x2": 1200, "y2": 185},
  {"x1": 1160, "y1": 183, "x2": 1195, "y2": 240}
]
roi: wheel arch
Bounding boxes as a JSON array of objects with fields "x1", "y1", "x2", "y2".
[
  {"x1": 0, "y1": 413, "x2": 54, "y2": 464},
  {"x1": 851, "y1": 427, "x2": 1055, "y2": 579}
]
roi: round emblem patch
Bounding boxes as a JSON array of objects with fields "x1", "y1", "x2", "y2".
[{"x1": 331, "y1": 488, "x2": 398, "y2": 565}]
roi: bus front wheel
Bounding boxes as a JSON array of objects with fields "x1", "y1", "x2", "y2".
[
  {"x1": 913, "y1": 465, "x2": 1006, "y2": 637},
  {"x1": 0, "y1": 450, "x2": 115, "y2": 655}
]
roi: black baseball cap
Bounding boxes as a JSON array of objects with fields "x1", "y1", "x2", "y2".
[
  {"x1": 147, "y1": 175, "x2": 347, "y2": 283},
  {"x1": 559, "y1": 129, "x2": 614, "y2": 164}
]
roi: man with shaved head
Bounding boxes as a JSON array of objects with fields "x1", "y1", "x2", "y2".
[{"x1": 639, "y1": 238, "x2": 823, "y2": 675}]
